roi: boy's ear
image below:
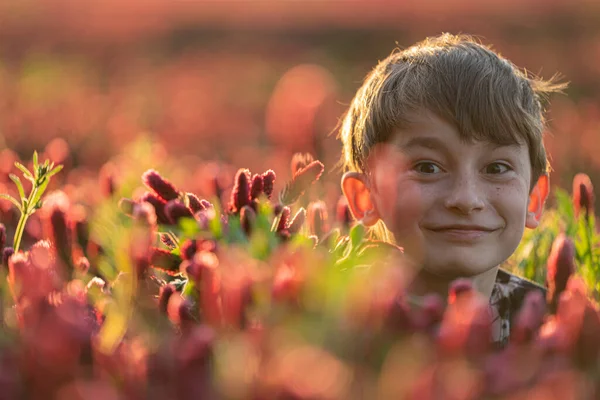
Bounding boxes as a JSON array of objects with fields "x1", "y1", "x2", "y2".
[
  {"x1": 341, "y1": 172, "x2": 381, "y2": 226},
  {"x1": 526, "y1": 174, "x2": 549, "y2": 229}
]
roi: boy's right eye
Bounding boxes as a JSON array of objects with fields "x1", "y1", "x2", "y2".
[{"x1": 413, "y1": 161, "x2": 442, "y2": 174}]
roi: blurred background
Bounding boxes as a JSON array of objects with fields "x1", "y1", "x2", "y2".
[{"x1": 0, "y1": 0, "x2": 599, "y2": 208}]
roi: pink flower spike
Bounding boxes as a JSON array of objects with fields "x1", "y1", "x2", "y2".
[
  {"x1": 307, "y1": 201, "x2": 329, "y2": 238},
  {"x1": 229, "y1": 169, "x2": 251, "y2": 213},
  {"x1": 261, "y1": 170, "x2": 276, "y2": 200},
  {"x1": 186, "y1": 193, "x2": 205, "y2": 214},
  {"x1": 276, "y1": 207, "x2": 291, "y2": 233},
  {"x1": 140, "y1": 192, "x2": 170, "y2": 225},
  {"x1": 250, "y1": 174, "x2": 264, "y2": 201},
  {"x1": 142, "y1": 169, "x2": 180, "y2": 202},
  {"x1": 572, "y1": 173, "x2": 594, "y2": 217},
  {"x1": 546, "y1": 233, "x2": 576, "y2": 312},
  {"x1": 287, "y1": 208, "x2": 306, "y2": 234},
  {"x1": 159, "y1": 284, "x2": 176, "y2": 314},
  {"x1": 164, "y1": 200, "x2": 193, "y2": 225},
  {"x1": 290, "y1": 152, "x2": 314, "y2": 176}
]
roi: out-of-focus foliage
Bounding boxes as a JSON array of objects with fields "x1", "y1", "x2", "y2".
[
  {"x1": 0, "y1": 148, "x2": 597, "y2": 398},
  {"x1": 0, "y1": 1, "x2": 600, "y2": 212}
]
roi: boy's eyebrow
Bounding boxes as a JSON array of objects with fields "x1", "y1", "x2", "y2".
[
  {"x1": 398, "y1": 136, "x2": 447, "y2": 151},
  {"x1": 398, "y1": 137, "x2": 523, "y2": 151}
]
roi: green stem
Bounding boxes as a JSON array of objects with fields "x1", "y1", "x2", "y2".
[
  {"x1": 13, "y1": 211, "x2": 26, "y2": 253},
  {"x1": 13, "y1": 185, "x2": 38, "y2": 253},
  {"x1": 582, "y1": 213, "x2": 595, "y2": 291}
]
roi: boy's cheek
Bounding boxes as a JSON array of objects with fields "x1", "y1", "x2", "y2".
[
  {"x1": 376, "y1": 179, "x2": 422, "y2": 235},
  {"x1": 377, "y1": 170, "x2": 424, "y2": 245},
  {"x1": 374, "y1": 180, "x2": 425, "y2": 266},
  {"x1": 368, "y1": 144, "x2": 423, "y2": 234}
]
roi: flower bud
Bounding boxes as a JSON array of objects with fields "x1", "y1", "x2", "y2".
[
  {"x1": 186, "y1": 192, "x2": 205, "y2": 214},
  {"x1": 546, "y1": 234, "x2": 576, "y2": 313},
  {"x1": 287, "y1": 208, "x2": 306, "y2": 234},
  {"x1": 71, "y1": 206, "x2": 89, "y2": 252},
  {"x1": 572, "y1": 173, "x2": 594, "y2": 217},
  {"x1": 164, "y1": 200, "x2": 193, "y2": 225},
  {"x1": 290, "y1": 152, "x2": 314, "y2": 175},
  {"x1": 160, "y1": 233, "x2": 176, "y2": 249},
  {"x1": 2, "y1": 247, "x2": 14, "y2": 267},
  {"x1": 438, "y1": 287, "x2": 491, "y2": 358},
  {"x1": 200, "y1": 199, "x2": 213, "y2": 210},
  {"x1": 276, "y1": 206, "x2": 291, "y2": 233},
  {"x1": 50, "y1": 206, "x2": 72, "y2": 267},
  {"x1": 411, "y1": 293, "x2": 445, "y2": 332},
  {"x1": 385, "y1": 294, "x2": 412, "y2": 333},
  {"x1": 180, "y1": 239, "x2": 198, "y2": 261},
  {"x1": 250, "y1": 174, "x2": 264, "y2": 201},
  {"x1": 512, "y1": 290, "x2": 546, "y2": 344},
  {"x1": 240, "y1": 205, "x2": 256, "y2": 236},
  {"x1": 336, "y1": 196, "x2": 353, "y2": 230},
  {"x1": 230, "y1": 169, "x2": 251, "y2": 213},
  {"x1": 307, "y1": 201, "x2": 329, "y2": 238},
  {"x1": 158, "y1": 284, "x2": 176, "y2": 315},
  {"x1": 273, "y1": 203, "x2": 284, "y2": 216},
  {"x1": 279, "y1": 161, "x2": 324, "y2": 205},
  {"x1": 140, "y1": 192, "x2": 170, "y2": 225},
  {"x1": 261, "y1": 170, "x2": 276, "y2": 200},
  {"x1": 133, "y1": 201, "x2": 158, "y2": 227},
  {"x1": 448, "y1": 278, "x2": 473, "y2": 304},
  {"x1": 150, "y1": 247, "x2": 182, "y2": 275},
  {"x1": 142, "y1": 169, "x2": 180, "y2": 202}
]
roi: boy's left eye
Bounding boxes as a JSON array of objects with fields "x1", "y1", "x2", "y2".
[{"x1": 484, "y1": 162, "x2": 511, "y2": 174}]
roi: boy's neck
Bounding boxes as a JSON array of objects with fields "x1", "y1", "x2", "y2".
[{"x1": 408, "y1": 266, "x2": 499, "y2": 300}]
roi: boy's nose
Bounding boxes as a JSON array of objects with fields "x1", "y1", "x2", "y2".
[{"x1": 444, "y1": 176, "x2": 485, "y2": 214}]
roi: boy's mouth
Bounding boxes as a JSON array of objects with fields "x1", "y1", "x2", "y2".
[
  {"x1": 428, "y1": 224, "x2": 496, "y2": 232},
  {"x1": 424, "y1": 224, "x2": 498, "y2": 242}
]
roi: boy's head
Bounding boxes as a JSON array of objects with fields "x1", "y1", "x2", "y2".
[{"x1": 339, "y1": 33, "x2": 565, "y2": 279}]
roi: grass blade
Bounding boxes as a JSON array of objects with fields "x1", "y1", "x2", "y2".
[
  {"x1": 14, "y1": 162, "x2": 34, "y2": 182},
  {"x1": 46, "y1": 165, "x2": 64, "y2": 179},
  {"x1": 0, "y1": 193, "x2": 22, "y2": 211},
  {"x1": 33, "y1": 151, "x2": 38, "y2": 171},
  {"x1": 9, "y1": 174, "x2": 26, "y2": 204}
]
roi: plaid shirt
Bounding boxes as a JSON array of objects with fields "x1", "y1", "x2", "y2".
[{"x1": 489, "y1": 269, "x2": 547, "y2": 349}]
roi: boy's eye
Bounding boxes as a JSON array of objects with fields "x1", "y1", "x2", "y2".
[
  {"x1": 413, "y1": 162, "x2": 442, "y2": 174},
  {"x1": 484, "y1": 162, "x2": 511, "y2": 174}
]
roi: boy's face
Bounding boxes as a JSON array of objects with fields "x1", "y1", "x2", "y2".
[{"x1": 346, "y1": 110, "x2": 547, "y2": 279}]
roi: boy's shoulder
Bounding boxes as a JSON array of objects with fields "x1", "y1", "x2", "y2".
[
  {"x1": 490, "y1": 268, "x2": 547, "y2": 348},
  {"x1": 493, "y1": 268, "x2": 547, "y2": 307}
]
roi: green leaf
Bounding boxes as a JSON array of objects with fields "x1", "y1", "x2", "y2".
[
  {"x1": 32, "y1": 151, "x2": 38, "y2": 172},
  {"x1": 0, "y1": 193, "x2": 22, "y2": 211},
  {"x1": 178, "y1": 217, "x2": 200, "y2": 239},
  {"x1": 30, "y1": 177, "x2": 50, "y2": 208},
  {"x1": 182, "y1": 279, "x2": 198, "y2": 301},
  {"x1": 349, "y1": 223, "x2": 366, "y2": 249},
  {"x1": 9, "y1": 174, "x2": 25, "y2": 203},
  {"x1": 14, "y1": 162, "x2": 34, "y2": 182},
  {"x1": 226, "y1": 217, "x2": 247, "y2": 244},
  {"x1": 46, "y1": 165, "x2": 63, "y2": 179}
]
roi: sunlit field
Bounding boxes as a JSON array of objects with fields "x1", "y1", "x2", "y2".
[{"x1": 1, "y1": 2, "x2": 600, "y2": 398}]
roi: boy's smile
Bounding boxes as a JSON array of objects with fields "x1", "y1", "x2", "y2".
[{"x1": 367, "y1": 110, "x2": 543, "y2": 279}]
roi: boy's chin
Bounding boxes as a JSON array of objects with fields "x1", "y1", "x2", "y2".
[{"x1": 420, "y1": 259, "x2": 500, "y2": 280}]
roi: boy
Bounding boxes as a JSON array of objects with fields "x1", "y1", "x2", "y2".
[{"x1": 338, "y1": 33, "x2": 567, "y2": 347}]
